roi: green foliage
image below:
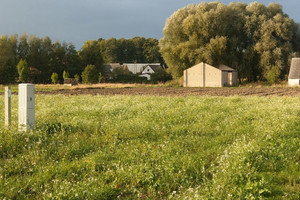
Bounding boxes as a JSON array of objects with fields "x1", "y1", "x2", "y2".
[
  {"x1": 150, "y1": 68, "x2": 172, "y2": 83},
  {"x1": 79, "y1": 40, "x2": 104, "y2": 74},
  {"x1": 98, "y1": 37, "x2": 163, "y2": 64},
  {"x1": 0, "y1": 33, "x2": 81, "y2": 84},
  {"x1": 74, "y1": 74, "x2": 81, "y2": 83},
  {"x1": 160, "y1": 2, "x2": 300, "y2": 81},
  {"x1": 98, "y1": 72, "x2": 103, "y2": 83},
  {"x1": 63, "y1": 70, "x2": 70, "y2": 80},
  {"x1": 0, "y1": 95, "x2": 300, "y2": 199},
  {"x1": 0, "y1": 35, "x2": 17, "y2": 84},
  {"x1": 51, "y1": 72, "x2": 58, "y2": 84},
  {"x1": 265, "y1": 66, "x2": 281, "y2": 84},
  {"x1": 112, "y1": 66, "x2": 131, "y2": 77},
  {"x1": 81, "y1": 65, "x2": 98, "y2": 84},
  {"x1": 17, "y1": 59, "x2": 29, "y2": 82},
  {"x1": 110, "y1": 66, "x2": 146, "y2": 83},
  {"x1": 0, "y1": 34, "x2": 163, "y2": 84}
]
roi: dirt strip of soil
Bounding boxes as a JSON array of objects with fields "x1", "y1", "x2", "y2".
[{"x1": 36, "y1": 87, "x2": 300, "y2": 97}]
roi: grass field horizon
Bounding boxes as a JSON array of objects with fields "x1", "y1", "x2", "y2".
[{"x1": 0, "y1": 94, "x2": 299, "y2": 199}]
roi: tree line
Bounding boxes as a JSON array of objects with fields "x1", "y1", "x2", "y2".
[
  {"x1": 159, "y1": 2, "x2": 300, "y2": 83},
  {"x1": 0, "y1": 34, "x2": 163, "y2": 84}
]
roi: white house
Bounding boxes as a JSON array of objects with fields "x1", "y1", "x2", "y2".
[
  {"x1": 139, "y1": 64, "x2": 163, "y2": 80},
  {"x1": 288, "y1": 58, "x2": 300, "y2": 87},
  {"x1": 122, "y1": 63, "x2": 161, "y2": 74}
]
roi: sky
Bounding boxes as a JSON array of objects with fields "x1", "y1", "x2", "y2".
[{"x1": 0, "y1": 0, "x2": 299, "y2": 49}]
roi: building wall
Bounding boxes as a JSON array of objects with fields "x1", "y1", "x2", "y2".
[
  {"x1": 222, "y1": 71, "x2": 238, "y2": 86},
  {"x1": 288, "y1": 79, "x2": 300, "y2": 87},
  {"x1": 185, "y1": 63, "x2": 204, "y2": 87},
  {"x1": 139, "y1": 74, "x2": 151, "y2": 80},
  {"x1": 184, "y1": 62, "x2": 237, "y2": 87},
  {"x1": 222, "y1": 71, "x2": 228, "y2": 86},
  {"x1": 231, "y1": 71, "x2": 238, "y2": 86},
  {"x1": 205, "y1": 64, "x2": 222, "y2": 87}
]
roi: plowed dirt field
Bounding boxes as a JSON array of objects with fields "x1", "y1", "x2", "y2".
[{"x1": 37, "y1": 87, "x2": 300, "y2": 97}]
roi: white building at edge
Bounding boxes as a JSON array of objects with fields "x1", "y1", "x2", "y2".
[{"x1": 288, "y1": 58, "x2": 300, "y2": 87}]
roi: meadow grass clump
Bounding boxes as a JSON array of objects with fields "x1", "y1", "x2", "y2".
[{"x1": 0, "y1": 94, "x2": 299, "y2": 199}]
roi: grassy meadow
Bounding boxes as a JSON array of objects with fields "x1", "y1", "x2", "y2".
[{"x1": 0, "y1": 93, "x2": 299, "y2": 199}]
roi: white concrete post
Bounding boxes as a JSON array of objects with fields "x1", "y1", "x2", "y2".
[
  {"x1": 5, "y1": 86, "x2": 11, "y2": 128},
  {"x1": 18, "y1": 84, "x2": 35, "y2": 132}
]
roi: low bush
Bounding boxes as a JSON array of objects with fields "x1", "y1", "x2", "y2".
[{"x1": 81, "y1": 65, "x2": 98, "y2": 84}]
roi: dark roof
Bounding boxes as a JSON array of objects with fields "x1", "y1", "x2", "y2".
[
  {"x1": 149, "y1": 65, "x2": 162, "y2": 72},
  {"x1": 143, "y1": 64, "x2": 162, "y2": 72},
  {"x1": 288, "y1": 58, "x2": 300, "y2": 79},
  {"x1": 218, "y1": 64, "x2": 236, "y2": 71}
]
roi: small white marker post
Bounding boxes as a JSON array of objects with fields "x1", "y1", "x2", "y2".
[
  {"x1": 19, "y1": 84, "x2": 35, "y2": 132},
  {"x1": 5, "y1": 86, "x2": 11, "y2": 128}
]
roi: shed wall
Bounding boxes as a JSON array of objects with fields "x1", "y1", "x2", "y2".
[
  {"x1": 288, "y1": 79, "x2": 300, "y2": 87},
  {"x1": 185, "y1": 63, "x2": 204, "y2": 87},
  {"x1": 231, "y1": 71, "x2": 238, "y2": 86},
  {"x1": 205, "y1": 65, "x2": 222, "y2": 87}
]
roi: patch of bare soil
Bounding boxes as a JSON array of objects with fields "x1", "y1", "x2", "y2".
[{"x1": 36, "y1": 86, "x2": 300, "y2": 97}]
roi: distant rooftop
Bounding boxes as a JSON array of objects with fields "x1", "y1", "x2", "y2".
[{"x1": 123, "y1": 63, "x2": 161, "y2": 74}]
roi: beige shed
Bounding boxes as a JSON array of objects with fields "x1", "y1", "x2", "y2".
[
  {"x1": 183, "y1": 62, "x2": 238, "y2": 87},
  {"x1": 288, "y1": 58, "x2": 300, "y2": 87}
]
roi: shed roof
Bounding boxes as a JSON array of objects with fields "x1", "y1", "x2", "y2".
[
  {"x1": 288, "y1": 58, "x2": 300, "y2": 79},
  {"x1": 185, "y1": 62, "x2": 236, "y2": 72},
  {"x1": 218, "y1": 64, "x2": 236, "y2": 71}
]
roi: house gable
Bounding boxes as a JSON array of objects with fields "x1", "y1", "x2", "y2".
[{"x1": 142, "y1": 65, "x2": 156, "y2": 74}]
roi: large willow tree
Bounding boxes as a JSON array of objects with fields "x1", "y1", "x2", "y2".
[{"x1": 159, "y1": 2, "x2": 300, "y2": 82}]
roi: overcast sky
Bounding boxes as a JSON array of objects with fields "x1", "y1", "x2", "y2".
[{"x1": 0, "y1": 0, "x2": 299, "y2": 49}]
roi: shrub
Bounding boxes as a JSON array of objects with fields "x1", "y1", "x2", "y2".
[
  {"x1": 63, "y1": 70, "x2": 70, "y2": 80},
  {"x1": 81, "y1": 65, "x2": 98, "y2": 84},
  {"x1": 17, "y1": 59, "x2": 29, "y2": 83},
  {"x1": 74, "y1": 74, "x2": 81, "y2": 83},
  {"x1": 265, "y1": 66, "x2": 280, "y2": 84},
  {"x1": 51, "y1": 72, "x2": 59, "y2": 84},
  {"x1": 150, "y1": 68, "x2": 172, "y2": 83}
]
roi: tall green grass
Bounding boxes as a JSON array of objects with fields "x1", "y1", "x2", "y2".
[{"x1": 0, "y1": 95, "x2": 299, "y2": 199}]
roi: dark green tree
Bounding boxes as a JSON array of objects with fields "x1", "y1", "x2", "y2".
[
  {"x1": 81, "y1": 65, "x2": 98, "y2": 84},
  {"x1": 98, "y1": 37, "x2": 163, "y2": 64},
  {"x1": 63, "y1": 70, "x2": 70, "y2": 80},
  {"x1": 98, "y1": 38, "x2": 119, "y2": 63},
  {"x1": 0, "y1": 35, "x2": 17, "y2": 84},
  {"x1": 79, "y1": 41, "x2": 104, "y2": 73},
  {"x1": 51, "y1": 72, "x2": 58, "y2": 84},
  {"x1": 17, "y1": 59, "x2": 29, "y2": 82}
]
